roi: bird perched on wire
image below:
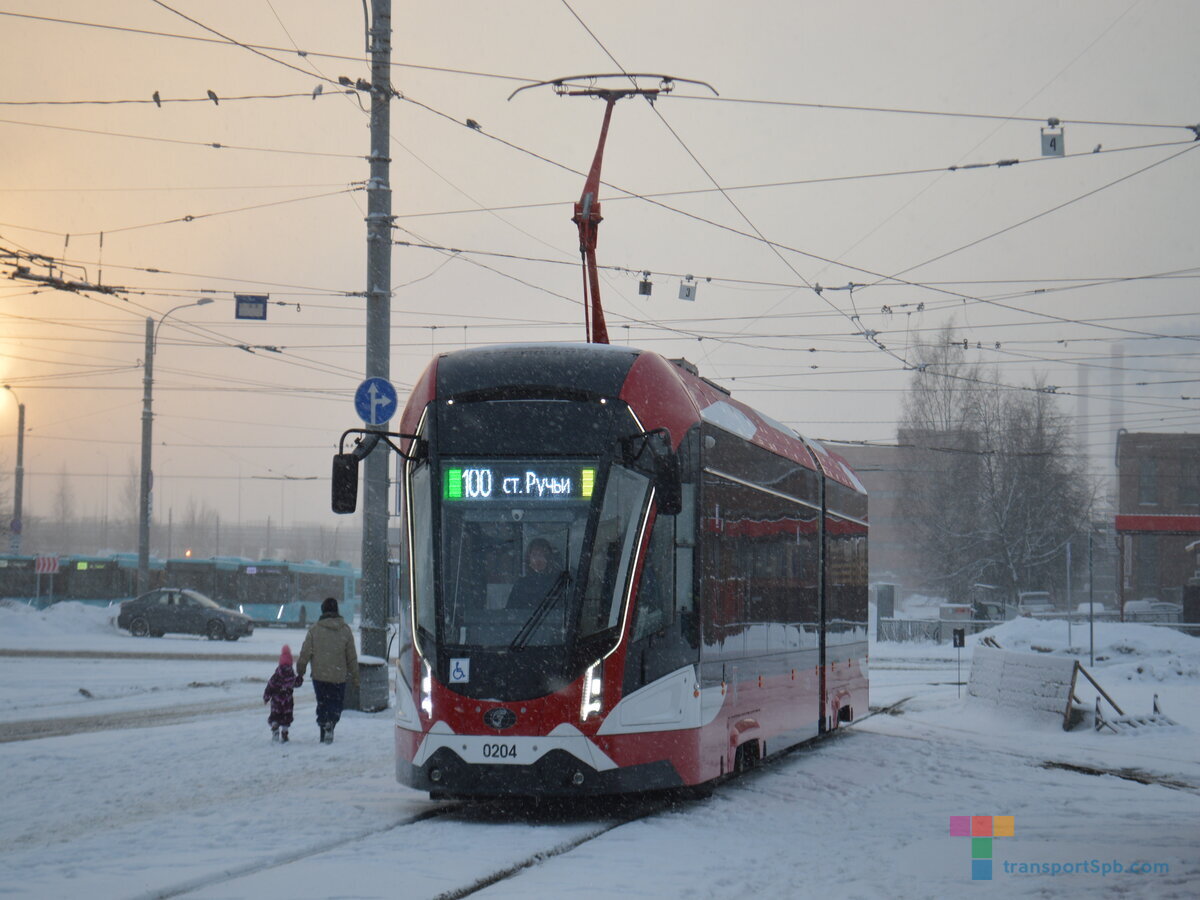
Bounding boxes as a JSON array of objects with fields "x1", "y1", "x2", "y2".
[
  {"x1": 466, "y1": 118, "x2": 481, "y2": 130},
  {"x1": 312, "y1": 84, "x2": 323, "y2": 99},
  {"x1": 207, "y1": 90, "x2": 219, "y2": 105},
  {"x1": 152, "y1": 91, "x2": 161, "y2": 108}
]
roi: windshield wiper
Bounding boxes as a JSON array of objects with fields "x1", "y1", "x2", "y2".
[{"x1": 510, "y1": 571, "x2": 571, "y2": 652}]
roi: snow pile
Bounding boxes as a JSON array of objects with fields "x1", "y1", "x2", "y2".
[
  {"x1": 1128, "y1": 656, "x2": 1200, "y2": 682},
  {"x1": 973, "y1": 618, "x2": 1200, "y2": 684},
  {"x1": 0, "y1": 599, "x2": 119, "y2": 638}
]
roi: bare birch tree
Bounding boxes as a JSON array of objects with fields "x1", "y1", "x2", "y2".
[{"x1": 899, "y1": 327, "x2": 1091, "y2": 603}]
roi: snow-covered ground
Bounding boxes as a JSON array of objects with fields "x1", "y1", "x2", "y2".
[{"x1": 1, "y1": 602, "x2": 1197, "y2": 898}]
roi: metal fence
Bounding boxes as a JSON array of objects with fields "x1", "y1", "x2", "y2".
[
  {"x1": 877, "y1": 616, "x2": 1200, "y2": 644},
  {"x1": 878, "y1": 618, "x2": 950, "y2": 643}
]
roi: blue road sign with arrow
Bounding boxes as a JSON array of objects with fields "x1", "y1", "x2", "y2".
[{"x1": 354, "y1": 377, "x2": 398, "y2": 426}]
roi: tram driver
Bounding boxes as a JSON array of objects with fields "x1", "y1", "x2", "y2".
[{"x1": 505, "y1": 538, "x2": 563, "y2": 609}]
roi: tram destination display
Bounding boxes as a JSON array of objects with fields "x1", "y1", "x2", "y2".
[{"x1": 442, "y1": 461, "x2": 596, "y2": 502}]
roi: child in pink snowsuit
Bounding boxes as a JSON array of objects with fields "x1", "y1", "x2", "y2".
[{"x1": 263, "y1": 645, "x2": 302, "y2": 742}]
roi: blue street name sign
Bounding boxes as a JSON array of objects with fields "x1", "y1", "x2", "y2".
[{"x1": 234, "y1": 294, "x2": 268, "y2": 320}]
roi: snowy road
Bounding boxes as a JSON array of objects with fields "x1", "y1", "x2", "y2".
[
  {"x1": 1, "y1": 604, "x2": 1197, "y2": 898},
  {"x1": 8, "y1": 701, "x2": 1189, "y2": 900},
  {"x1": 0, "y1": 696, "x2": 274, "y2": 743}
]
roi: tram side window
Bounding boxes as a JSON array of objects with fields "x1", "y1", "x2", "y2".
[
  {"x1": 580, "y1": 465, "x2": 650, "y2": 638},
  {"x1": 410, "y1": 463, "x2": 436, "y2": 647},
  {"x1": 700, "y1": 486, "x2": 746, "y2": 659},
  {"x1": 632, "y1": 514, "x2": 674, "y2": 643},
  {"x1": 702, "y1": 472, "x2": 821, "y2": 660},
  {"x1": 625, "y1": 510, "x2": 700, "y2": 691},
  {"x1": 824, "y1": 487, "x2": 868, "y2": 646}
]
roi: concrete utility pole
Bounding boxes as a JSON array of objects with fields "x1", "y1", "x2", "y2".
[
  {"x1": 3, "y1": 385, "x2": 24, "y2": 554},
  {"x1": 360, "y1": 0, "x2": 393, "y2": 661},
  {"x1": 138, "y1": 317, "x2": 154, "y2": 593},
  {"x1": 138, "y1": 300, "x2": 213, "y2": 593}
]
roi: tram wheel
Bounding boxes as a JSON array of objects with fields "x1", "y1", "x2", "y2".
[
  {"x1": 129, "y1": 617, "x2": 149, "y2": 637},
  {"x1": 734, "y1": 740, "x2": 760, "y2": 774}
]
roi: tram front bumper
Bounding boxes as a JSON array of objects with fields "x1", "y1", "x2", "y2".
[{"x1": 399, "y1": 745, "x2": 684, "y2": 798}]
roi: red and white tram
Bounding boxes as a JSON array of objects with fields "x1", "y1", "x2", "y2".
[{"x1": 388, "y1": 342, "x2": 868, "y2": 798}]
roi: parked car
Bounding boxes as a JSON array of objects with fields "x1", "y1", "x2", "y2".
[
  {"x1": 117, "y1": 588, "x2": 254, "y2": 641},
  {"x1": 1017, "y1": 591, "x2": 1055, "y2": 616},
  {"x1": 973, "y1": 600, "x2": 1017, "y2": 622},
  {"x1": 1122, "y1": 599, "x2": 1182, "y2": 623}
]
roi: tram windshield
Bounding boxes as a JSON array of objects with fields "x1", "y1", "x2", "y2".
[{"x1": 425, "y1": 458, "x2": 650, "y2": 656}]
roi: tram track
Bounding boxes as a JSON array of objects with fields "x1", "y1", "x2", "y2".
[
  {"x1": 139, "y1": 794, "x2": 677, "y2": 900},
  {"x1": 423, "y1": 792, "x2": 692, "y2": 900},
  {"x1": 415, "y1": 706, "x2": 966, "y2": 897},
  {"x1": 133, "y1": 804, "x2": 458, "y2": 900},
  {"x1": 1039, "y1": 760, "x2": 1200, "y2": 796},
  {"x1": 384, "y1": 713, "x2": 909, "y2": 898},
  {"x1": 153, "y1": 713, "x2": 1190, "y2": 899},
  {"x1": 430, "y1": 813, "x2": 647, "y2": 900}
]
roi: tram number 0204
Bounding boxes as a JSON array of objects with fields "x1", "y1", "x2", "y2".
[{"x1": 482, "y1": 743, "x2": 517, "y2": 759}]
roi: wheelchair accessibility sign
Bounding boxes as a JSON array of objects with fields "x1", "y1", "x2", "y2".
[{"x1": 450, "y1": 658, "x2": 470, "y2": 684}]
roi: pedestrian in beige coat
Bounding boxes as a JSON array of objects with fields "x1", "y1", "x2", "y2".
[{"x1": 297, "y1": 597, "x2": 359, "y2": 744}]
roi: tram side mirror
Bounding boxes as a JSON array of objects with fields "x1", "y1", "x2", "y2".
[
  {"x1": 621, "y1": 428, "x2": 683, "y2": 516},
  {"x1": 654, "y1": 451, "x2": 683, "y2": 516},
  {"x1": 331, "y1": 453, "x2": 359, "y2": 514},
  {"x1": 644, "y1": 429, "x2": 683, "y2": 516},
  {"x1": 408, "y1": 437, "x2": 429, "y2": 462}
]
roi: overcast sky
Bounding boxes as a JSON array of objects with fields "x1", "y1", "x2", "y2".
[{"x1": 1, "y1": 0, "x2": 1197, "y2": 535}]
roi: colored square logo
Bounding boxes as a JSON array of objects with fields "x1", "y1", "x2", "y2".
[{"x1": 952, "y1": 815, "x2": 1012, "y2": 881}]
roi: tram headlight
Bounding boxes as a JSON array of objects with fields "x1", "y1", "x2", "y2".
[
  {"x1": 420, "y1": 660, "x2": 433, "y2": 717},
  {"x1": 580, "y1": 660, "x2": 603, "y2": 721}
]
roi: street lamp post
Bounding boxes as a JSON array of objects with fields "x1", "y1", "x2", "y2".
[
  {"x1": 3, "y1": 385, "x2": 23, "y2": 554},
  {"x1": 137, "y1": 299, "x2": 212, "y2": 593}
]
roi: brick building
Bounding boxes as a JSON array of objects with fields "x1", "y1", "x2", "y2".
[
  {"x1": 836, "y1": 442, "x2": 938, "y2": 592},
  {"x1": 1114, "y1": 431, "x2": 1200, "y2": 610}
]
